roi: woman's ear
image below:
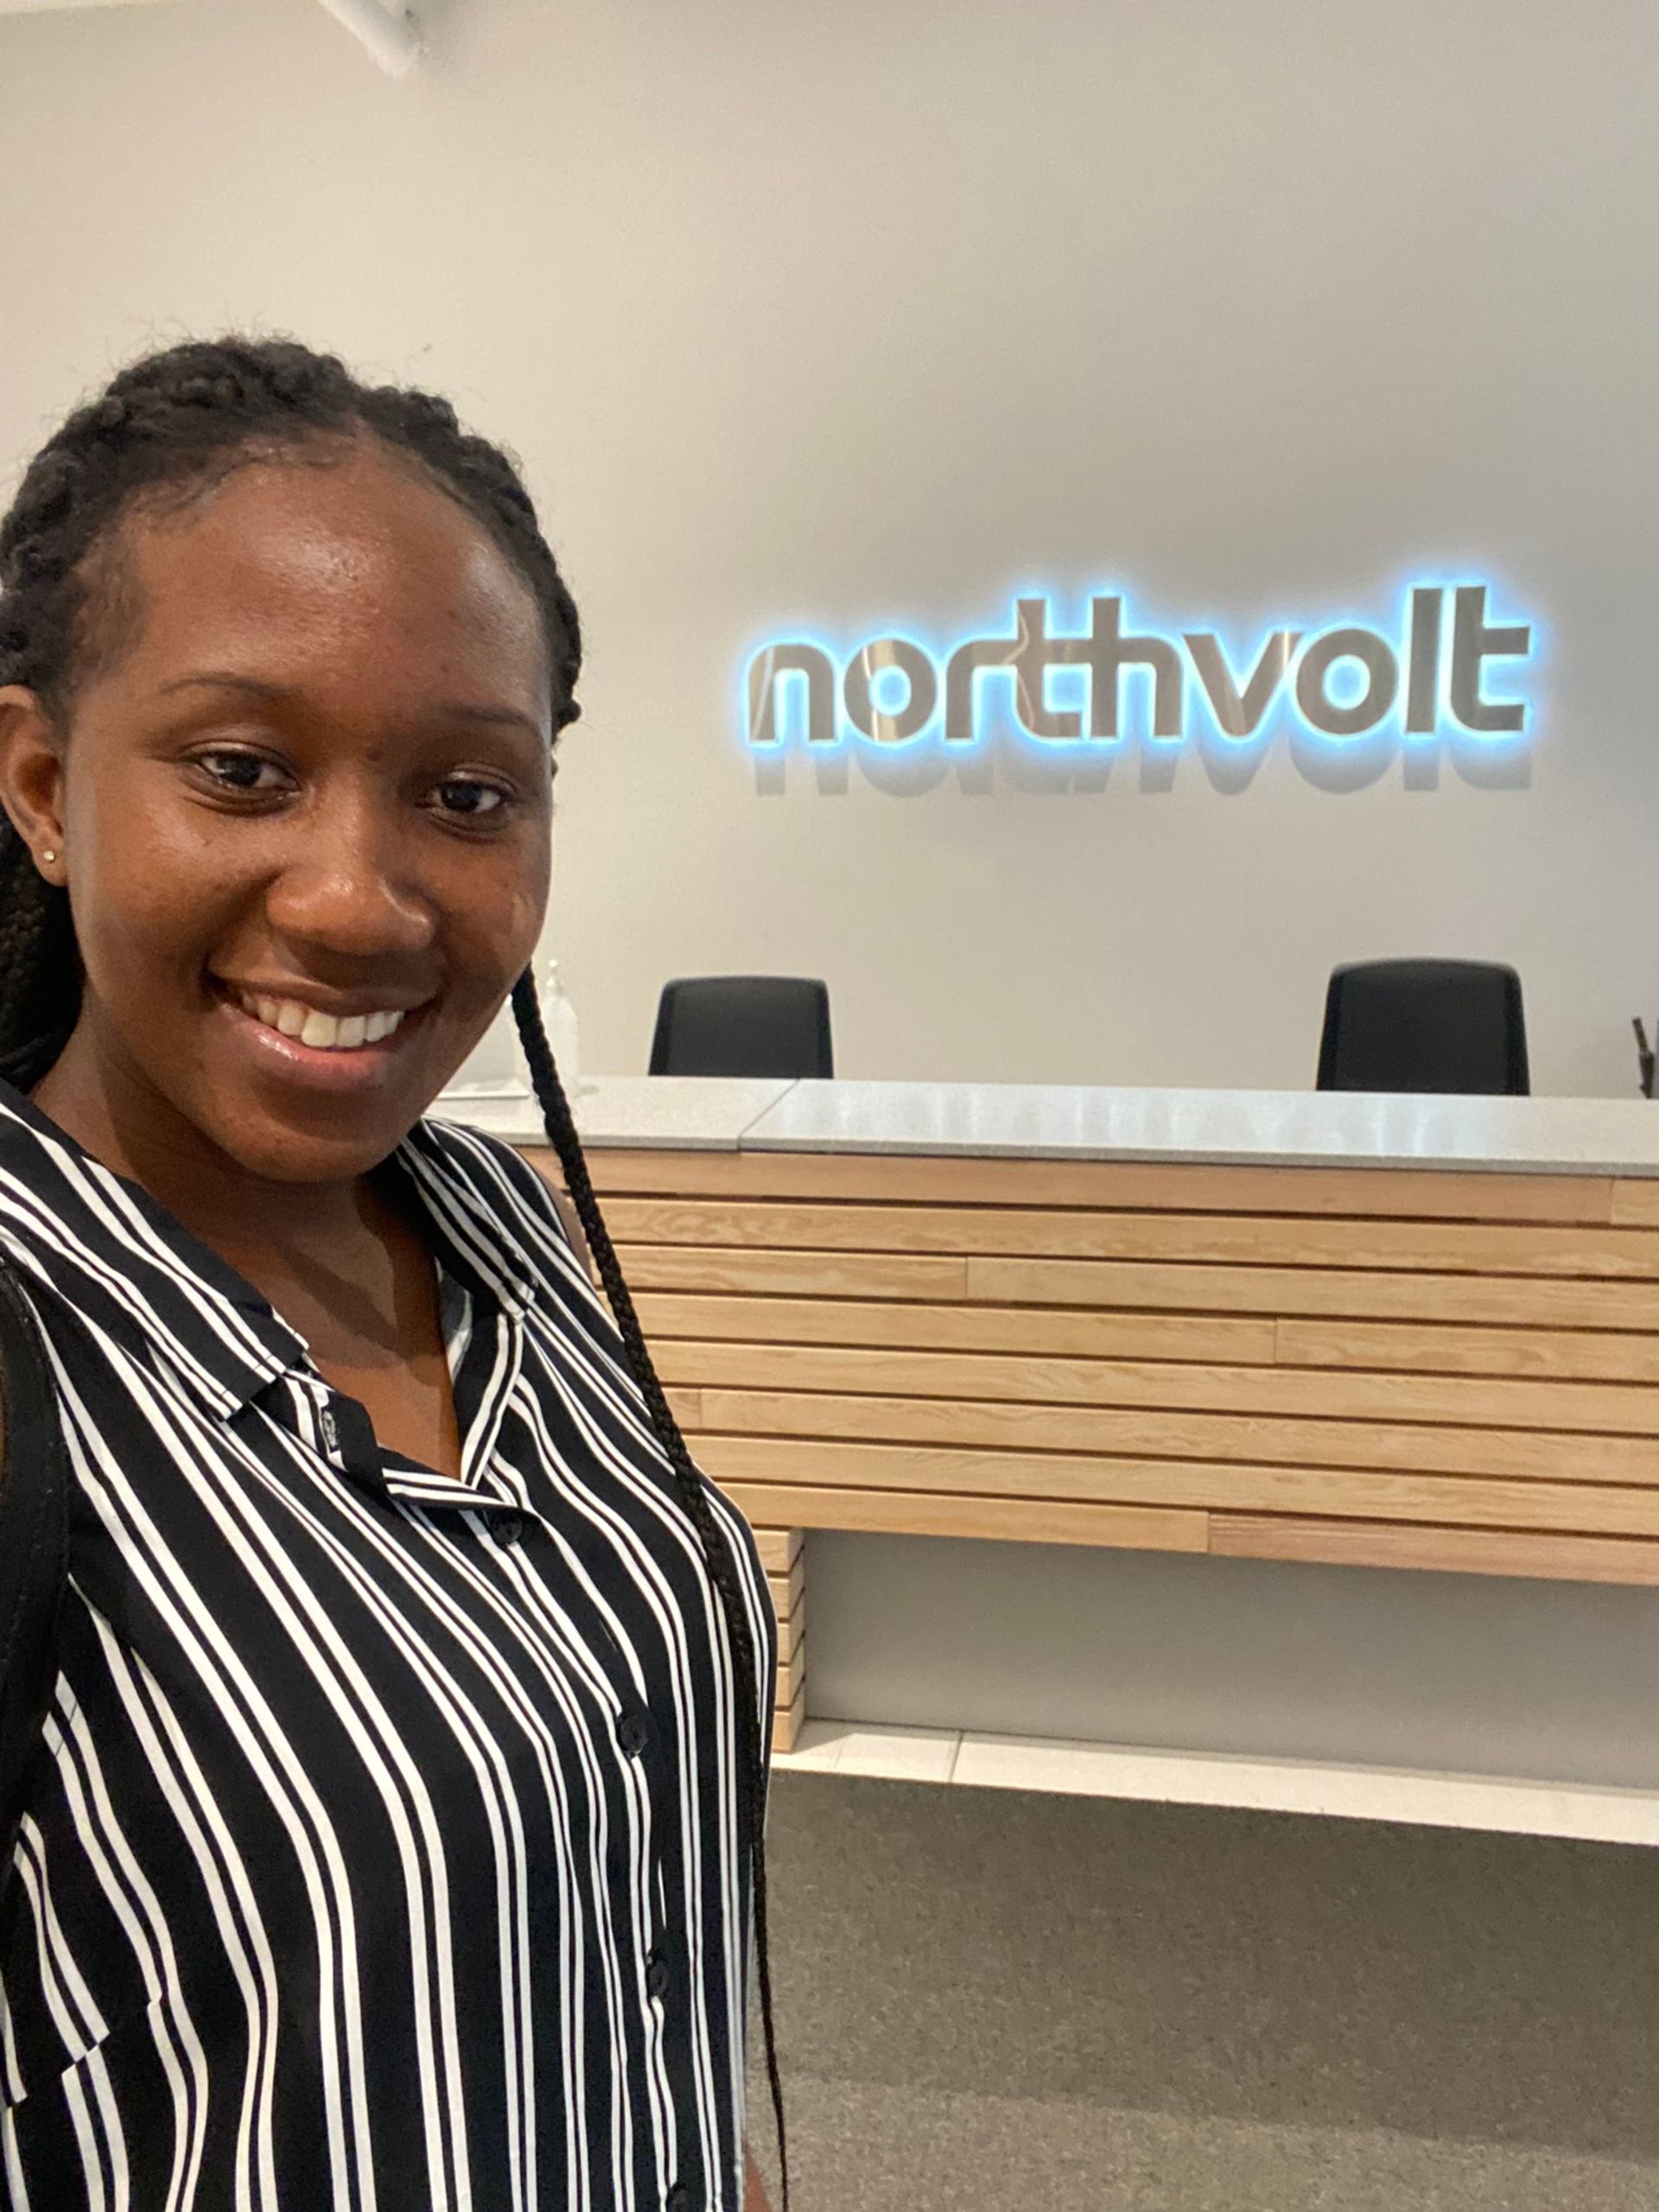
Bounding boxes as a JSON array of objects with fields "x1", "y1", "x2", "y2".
[{"x1": 0, "y1": 689, "x2": 68, "y2": 887}]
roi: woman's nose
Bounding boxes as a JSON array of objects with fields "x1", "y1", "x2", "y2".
[{"x1": 264, "y1": 815, "x2": 436, "y2": 957}]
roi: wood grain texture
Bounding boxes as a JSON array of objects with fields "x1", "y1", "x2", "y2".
[
  {"x1": 607, "y1": 1196, "x2": 1659, "y2": 1279},
  {"x1": 693, "y1": 1433, "x2": 1659, "y2": 1538},
  {"x1": 1211, "y1": 1514, "x2": 1659, "y2": 1585},
  {"x1": 969, "y1": 1255, "x2": 1659, "y2": 1330},
  {"x1": 691, "y1": 1384, "x2": 1659, "y2": 1486},
  {"x1": 658, "y1": 1338, "x2": 1659, "y2": 1438},
  {"x1": 1274, "y1": 1317, "x2": 1659, "y2": 1384},
  {"x1": 591, "y1": 1143, "x2": 1659, "y2": 1587},
  {"x1": 721, "y1": 1479, "x2": 1209, "y2": 1552},
  {"x1": 634, "y1": 1291, "x2": 1278, "y2": 1367},
  {"x1": 617, "y1": 1244, "x2": 970, "y2": 1301},
  {"x1": 766, "y1": 1563, "x2": 805, "y2": 1619},
  {"x1": 776, "y1": 1640, "x2": 805, "y2": 1707},
  {"x1": 772, "y1": 1593, "x2": 804, "y2": 1659},
  {"x1": 582, "y1": 1147, "x2": 1615, "y2": 1224},
  {"x1": 750, "y1": 1528, "x2": 803, "y2": 1573},
  {"x1": 1611, "y1": 1181, "x2": 1659, "y2": 1227}
]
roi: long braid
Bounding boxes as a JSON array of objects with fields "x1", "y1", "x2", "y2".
[
  {"x1": 511, "y1": 975, "x2": 789, "y2": 2209},
  {"x1": 0, "y1": 334, "x2": 785, "y2": 2203},
  {"x1": 0, "y1": 866, "x2": 76, "y2": 1090}
]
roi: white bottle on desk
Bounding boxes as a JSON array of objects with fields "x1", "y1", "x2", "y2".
[{"x1": 540, "y1": 959, "x2": 582, "y2": 1093}]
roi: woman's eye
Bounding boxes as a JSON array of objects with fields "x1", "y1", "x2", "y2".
[
  {"x1": 194, "y1": 748, "x2": 288, "y2": 794},
  {"x1": 434, "y1": 778, "x2": 510, "y2": 819}
]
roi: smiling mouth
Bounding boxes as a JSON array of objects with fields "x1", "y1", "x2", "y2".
[{"x1": 227, "y1": 988, "x2": 416, "y2": 1052}]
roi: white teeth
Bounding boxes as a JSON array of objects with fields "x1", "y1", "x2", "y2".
[{"x1": 236, "y1": 993, "x2": 410, "y2": 1051}]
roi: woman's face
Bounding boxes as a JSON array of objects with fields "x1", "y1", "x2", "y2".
[{"x1": 0, "y1": 442, "x2": 556, "y2": 1186}]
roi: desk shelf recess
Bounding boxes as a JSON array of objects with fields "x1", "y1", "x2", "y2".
[{"x1": 554, "y1": 1144, "x2": 1659, "y2": 1753}]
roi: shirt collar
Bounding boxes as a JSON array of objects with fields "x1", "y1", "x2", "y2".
[
  {"x1": 0, "y1": 1081, "x2": 530, "y2": 1420},
  {"x1": 396, "y1": 1118, "x2": 537, "y2": 1320}
]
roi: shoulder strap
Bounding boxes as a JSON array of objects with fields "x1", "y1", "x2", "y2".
[{"x1": 0, "y1": 1262, "x2": 70, "y2": 1895}]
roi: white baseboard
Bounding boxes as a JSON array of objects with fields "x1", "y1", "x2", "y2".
[{"x1": 774, "y1": 1719, "x2": 1659, "y2": 1847}]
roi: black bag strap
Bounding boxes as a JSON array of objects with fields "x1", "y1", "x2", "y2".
[{"x1": 0, "y1": 1262, "x2": 70, "y2": 1895}]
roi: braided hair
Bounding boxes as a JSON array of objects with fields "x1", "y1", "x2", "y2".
[{"x1": 0, "y1": 336, "x2": 786, "y2": 2204}]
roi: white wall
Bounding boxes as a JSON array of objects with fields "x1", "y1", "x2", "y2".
[
  {"x1": 810, "y1": 1535, "x2": 1659, "y2": 1790},
  {"x1": 3, "y1": 0, "x2": 1659, "y2": 1095}
]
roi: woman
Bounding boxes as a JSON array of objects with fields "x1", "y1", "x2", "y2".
[{"x1": 0, "y1": 339, "x2": 780, "y2": 2209}]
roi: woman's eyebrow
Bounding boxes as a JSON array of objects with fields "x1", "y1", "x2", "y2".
[
  {"x1": 435, "y1": 701, "x2": 547, "y2": 737},
  {"x1": 156, "y1": 672, "x2": 545, "y2": 734},
  {"x1": 157, "y1": 671, "x2": 291, "y2": 701}
]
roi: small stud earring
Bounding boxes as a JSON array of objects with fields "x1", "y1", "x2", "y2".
[{"x1": 41, "y1": 849, "x2": 56, "y2": 866}]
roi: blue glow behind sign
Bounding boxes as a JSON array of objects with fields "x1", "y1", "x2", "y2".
[{"x1": 743, "y1": 582, "x2": 1535, "y2": 756}]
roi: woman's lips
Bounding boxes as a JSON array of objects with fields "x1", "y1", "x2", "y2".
[{"x1": 214, "y1": 985, "x2": 428, "y2": 1091}]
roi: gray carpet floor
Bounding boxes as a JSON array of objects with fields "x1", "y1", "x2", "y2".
[{"x1": 747, "y1": 1771, "x2": 1659, "y2": 2209}]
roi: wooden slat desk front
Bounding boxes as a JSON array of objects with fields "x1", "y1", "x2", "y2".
[{"x1": 525, "y1": 1135, "x2": 1659, "y2": 1752}]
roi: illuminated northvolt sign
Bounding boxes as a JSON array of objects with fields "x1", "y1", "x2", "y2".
[{"x1": 744, "y1": 584, "x2": 1534, "y2": 753}]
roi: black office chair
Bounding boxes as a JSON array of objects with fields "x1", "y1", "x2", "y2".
[
  {"x1": 1317, "y1": 959, "x2": 1529, "y2": 1095},
  {"x1": 648, "y1": 976, "x2": 834, "y2": 1078}
]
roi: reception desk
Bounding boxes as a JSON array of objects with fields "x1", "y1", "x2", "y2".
[{"x1": 442, "y1": 1077, "x2": 1659, "y2": 1752}]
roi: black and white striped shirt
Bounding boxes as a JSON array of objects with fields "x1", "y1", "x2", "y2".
[{"x1": 0, "y1": 1081, "x2": 772, "y2": 2211}]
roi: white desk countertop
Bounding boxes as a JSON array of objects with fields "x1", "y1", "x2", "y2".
[
  {"x1": 431, "y1": 1075, "x2": 1659, "y2": 1178},
  {"x1": 429, "y1": 1075, "x2": 797, "y2": 1152}
]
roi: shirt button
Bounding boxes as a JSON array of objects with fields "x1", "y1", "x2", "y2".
[
  {"x1": 645, "y1": 1950, "x2": 670, "y2": 2000},
  {"x1": 615, "y1": 1710, "x2": 651, "y2": 1758},
  {"x1": 491, "y1": 1512, "x2": 525, "y2": 1548},
  {"x1": 665, "y1": 2187, "x2": 694, "y2": 2212},
  {"x1": 320, "y1": 1405, "x2": 340, "y2": 1454}
]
